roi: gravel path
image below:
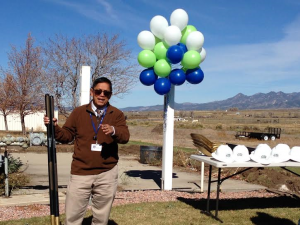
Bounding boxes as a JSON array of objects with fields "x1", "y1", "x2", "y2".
[{"x1": 0, "y1": 190, "x2": 277, "y2": 222}]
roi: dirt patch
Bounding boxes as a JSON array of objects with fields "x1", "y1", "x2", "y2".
[
  {"x1": 215, "y1": 167, "x2": 300, "y2": 195},
  {"x1": 151, "y1": 124, "x2": 163, "y2": 135},
  {"x1": 151, "y1": 123, "x2": 180, "y2": 136},
  {"x1": 241, "y1": 167, "x2": 300, "y2": 193},
  {"x1": 119, "y1": 144, "x2": 140, "y2": 155}
]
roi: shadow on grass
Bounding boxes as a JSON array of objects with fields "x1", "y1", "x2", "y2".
[
  {"x1": 178, "y1": 195, "x2": 300, "y2": 211},
  {"x1": 251, "y1": 212, "x2": 296, "y2": 225},
  {"x1": 82, "y1": 216, "x2": 118, "y2": 225},
  {"x1": 178, "y1": 196, "x2": 299, "y2": 224},
  {"x1": 124, "y1": 170, "x2": 178, "y2": 189}
]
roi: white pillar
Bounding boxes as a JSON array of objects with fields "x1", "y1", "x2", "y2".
[
  {"x1": 162, "y1": 85, "x2": 175, "y2": 190},
  {"x1": 80, "y1": 66, "x2": 91, "y2": 106}
]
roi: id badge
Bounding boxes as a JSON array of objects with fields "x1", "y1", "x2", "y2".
[{"x1": 91, "y1": 144, "x2": 102, "y2": 151}]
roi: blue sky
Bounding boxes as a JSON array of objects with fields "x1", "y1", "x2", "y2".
[{"x1": 1, "y1": 0, "x2": 300, "y2": 109}]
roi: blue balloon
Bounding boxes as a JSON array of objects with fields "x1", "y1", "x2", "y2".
[
  {"x1": 186, "y1": 67, "x2": 204, "y2": 84},
  {"x1": 169, "y1": 69, "x2": 186, "y2": 86},
  {"x1": 154, "y1": 78, "x2": 171, "y2": 95},
  {"x1": 177, "y1": 43, "x2": 188, "y2": 54},
  {"x1": 139, "y1": 68, "x2": 158, "y2": 86},
  {"x1": 166, "y1": 45, "x2": 184, "y2": 64}
]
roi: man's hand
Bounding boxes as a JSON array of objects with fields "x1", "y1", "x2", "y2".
[
  {"x1": 44, "y1": 115, "x2": 58, "y2": 127},
  {"x1": 101, "y1": 124, "x2": 114, "y2": 135}
]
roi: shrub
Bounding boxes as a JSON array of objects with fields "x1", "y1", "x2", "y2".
[
  {"x1": 216, "y1": 124, "x2": 223, "y2": 130},
  {"x1": 173, "y1": 150, "x2": 188, "y2": 167},
  {"x1": 0, "y1": 154, "x2": 29, "y2": 195},
  {"x1": 7, "y1": 154, "x2": 23, "y2": 173}
]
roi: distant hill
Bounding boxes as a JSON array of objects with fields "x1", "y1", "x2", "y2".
[{"x1": 120, "y1": 91, "x2": 300, "y2": 111}]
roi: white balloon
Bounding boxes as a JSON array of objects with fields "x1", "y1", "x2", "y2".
[
  {"x1": 170, "y1": 8, "x2": 189, "y2": 31},
  {"x1": 163, "y1": 25, "x2": 182, "y2": 46},
  {"x1": 137, "y1": 30, "x2": 156, "y2": 50},
  {"x1": 198, "y1": 47, "x2": 206, "y2": 63},
  {"x1": 186, "y1": 31, "x2": 204, "y2": 51},
  {"x1": 150, "y1": 15, "x2": 169, "y2": 39}
]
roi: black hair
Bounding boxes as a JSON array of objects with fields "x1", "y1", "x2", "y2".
[{"x1": 92, "y1": 77, "x2": 112, "y2": 92}]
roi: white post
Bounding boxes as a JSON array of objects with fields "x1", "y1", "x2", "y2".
[
  {"x1": 162, "y1": 85, "x2": 175, "y2": 190},
  {"x1": 4, "y1": 147, "x2": 9, "y2": 197},
  {"x1": 80, "y1": 66, "x2": 91, "y2": 106}
]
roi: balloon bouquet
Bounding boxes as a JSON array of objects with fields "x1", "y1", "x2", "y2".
[{"x1": 137, "y1": 8, "x2": 206, "y2": 95}]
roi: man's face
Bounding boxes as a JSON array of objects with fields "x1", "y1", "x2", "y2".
[{"x1": 90, "y1": 82, "x2": 112, "y2": 108}]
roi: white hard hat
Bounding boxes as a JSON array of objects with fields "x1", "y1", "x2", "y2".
[
  {"x1": 250, "y1": 144, "x2": 272, "y2": 164},
  {"x1": 232, "y1": 145, "x2": 250, "y2": 162},
  {"x1": 290, "y1": 146, "x2": 300, "y2": 162},
  {"x1": 269, "y1": 144, "x2": 290, "y2": 163},
  {"x1": 211, "y1": 145, "x2": 235, "y2": 163}
]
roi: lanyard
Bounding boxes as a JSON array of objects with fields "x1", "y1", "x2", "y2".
[{"x1": 89, "y1": 106, "x2": 107, "y2": 143}]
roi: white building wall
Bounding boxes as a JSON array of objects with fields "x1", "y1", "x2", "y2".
[{"x1": 0, "y1": 110, "x2": 58, "y2": 132}]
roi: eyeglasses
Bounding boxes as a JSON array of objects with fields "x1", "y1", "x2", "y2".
[{"x1": 93, "y1": 89, "x2": 112, "y2": 97}]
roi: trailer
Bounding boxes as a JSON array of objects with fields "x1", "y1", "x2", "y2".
[{"x1": 235, "y1": 127, "x2": 281, "y2": 141}]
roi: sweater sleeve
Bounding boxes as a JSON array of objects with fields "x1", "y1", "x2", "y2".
[
  {"x1": 112, "y1": 111, "x2": 130, "y2": 144},
  {"x1": 54, "y1": 109, "x2": 77, "y2": 143}
]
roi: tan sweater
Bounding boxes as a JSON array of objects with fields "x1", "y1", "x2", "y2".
[{"x1": 55, "y1": 102, "x2": 130, "y2": 175}]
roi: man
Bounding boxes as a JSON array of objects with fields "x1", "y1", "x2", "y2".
[{"x1": 44, "y1": 77, "x2": 130, "y2": 225}]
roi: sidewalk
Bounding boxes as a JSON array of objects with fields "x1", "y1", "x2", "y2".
[{"x1": 0, "y1": 153, "x2": 266, "y2": 207}]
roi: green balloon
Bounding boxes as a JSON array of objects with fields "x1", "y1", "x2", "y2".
[
  {"x1": 153, "y1": 42, "x2": 168, "y2": 60},
  {"x1": 138, "y1": 50, "x2": 156, "y2": 68},
  {"x1": 154, "y1": 59, "x2": 171, "y2": 77},
  {"x1": 181, "y1": 50, "x2": 201, "y2": 69},
  {"x1": 180, "y1": 25, "x2": 197, "y2": 44}
]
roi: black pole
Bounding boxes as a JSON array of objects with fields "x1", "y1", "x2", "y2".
[
  {"x1": 45, "y1": 94, "x2": 54, "y2": 224},
  {"x1": 50, "y1": 95, "x2": 60, "y2": 225},
  {"x1": 45, "y1": 94, "x2": 60, "y2": 225}
]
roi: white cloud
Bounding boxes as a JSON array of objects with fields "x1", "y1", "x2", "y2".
[
  {"x1": 204, "y1": 15, "x2": 300, "y2": 85},
  {"x1": 51, "y1": 0, "x2": 149, "y2": 30},
  {"x1": 283, "y1": 14, "x2": 300, "y2": 41},
  {"x1": 96, "y1": 0, "x2": 116, "y2": 19},
  {"x1": 115, "y1": 14, "x2": 300, "y2": 107}
]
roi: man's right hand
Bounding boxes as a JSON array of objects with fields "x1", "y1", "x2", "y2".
[{"x1": 44, "y1": 115, "x2": 58, "y2": 127}]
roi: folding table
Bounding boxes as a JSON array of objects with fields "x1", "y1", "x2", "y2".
[{"x1": 190, "y1": 154, "x2": 300, "y2": 222}]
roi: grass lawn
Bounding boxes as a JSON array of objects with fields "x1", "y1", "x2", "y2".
[{"x1": 1, "y1": 197, "x2": 299, "y2": 225}]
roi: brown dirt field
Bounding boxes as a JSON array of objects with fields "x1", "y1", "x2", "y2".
[
  {"x1": 129, "y1": 124, "x2": 300, "y2": 195},
  {"x1": 3, "y1": 123, "x2": 300, "y2": 195}
]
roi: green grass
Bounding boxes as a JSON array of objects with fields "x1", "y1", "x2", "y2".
[
  {"x1": 1, "y1": 198, "x2": 299, "y2": 225},
  {"x1": 286, "y1": 167, "x2": 300, "y2": 175},
  {"x1": 127, "y1": 140, "x2": 159, "y2": 146},
  {"x1": 174, "y1": 146, "x2": 197, "y2": 153},
  {"x1": 272, "y1": 166, "x2": 300, "y2": 175},
  {"x1": 127, "y1": 140, "x2": 196, "y2": 153}
]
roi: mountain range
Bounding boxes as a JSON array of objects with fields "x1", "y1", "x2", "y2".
[{"x1": 120, "y1": 91, "x2": 300, "y2": 111}]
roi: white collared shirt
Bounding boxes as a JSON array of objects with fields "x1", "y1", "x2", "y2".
[
  {"x1": 91, "y1": 101, "x2": 104, "y2": 116},
  {"x1": 91, "y1": 101, "x2": 115, "y2": 136}
]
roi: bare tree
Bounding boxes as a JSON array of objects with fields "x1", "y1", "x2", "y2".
[
  {"x1": 85, "y1": 33, "x2": 137, "y2": 96},
  {"x1": 3, "y1": 33, "x2": 45, "y2": 134},
  {"x1": 43, "y1": 33, "x2": 138, "y2": 117},
  {"x1": 179, "y1": 111, "x2": 185, "y2": 118},
  {"x1": 0, "y1": 74, "x2": 15, "y2": 130},
  {"x1": 190, "y1": 111, "x2": 194, "y2": 119}
]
